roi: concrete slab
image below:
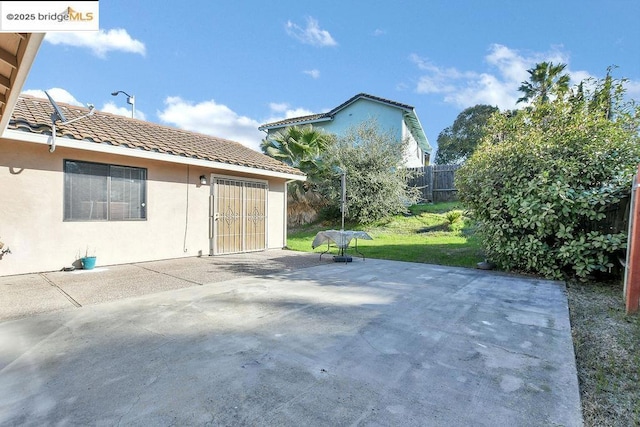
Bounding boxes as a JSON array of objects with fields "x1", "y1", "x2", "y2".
[
  {"x1": 0, "y1": 274, "x2": 75, "y2": 319},
  {"x1": 0, "y1": 251, "x2": 323, "y2": 322},
  {"x1": 0, "y1": 254, "x2": 583, "y2": 426}
]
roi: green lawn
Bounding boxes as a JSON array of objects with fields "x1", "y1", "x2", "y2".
[{"x1": 287, "y1": 202, "x2": 483, "y2": 268}]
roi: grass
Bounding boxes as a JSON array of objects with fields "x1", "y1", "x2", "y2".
[
  {"x1": 287, "y1": 201, "x2": 640, "y2": 426},
  {"x1": 566, "y1": 280, "x2": 640, "y2": 426},
  {"x1": 287, "y1": 202, "x2": 483, "y2": 268}
]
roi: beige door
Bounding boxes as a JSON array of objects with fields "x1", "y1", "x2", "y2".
[{"x1": 211, "y1": 177, "x2": 267, "y2": 255}]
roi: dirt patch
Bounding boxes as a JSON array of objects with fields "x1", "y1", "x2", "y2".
[{"x1": 566, "y1": 280, "x2": 640, "y2": 426}]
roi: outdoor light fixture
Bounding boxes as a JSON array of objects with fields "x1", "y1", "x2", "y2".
[
  {"x1": 111, "y1": 90, "x2": 135, "y2": 118},
  {"x1": 200, "y1": 175, "x2": 207, "y2": 185}
]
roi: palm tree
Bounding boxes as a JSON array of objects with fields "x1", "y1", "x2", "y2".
[
  {"x1": 261, "y1": 124, "x2": 336, "y2": 209},
  {"x1": 517, "y1": 61, "x2": 570, "y2": 104},
  {"x1": 260, "y1": 124, "x2": 334, "y2": 176}
]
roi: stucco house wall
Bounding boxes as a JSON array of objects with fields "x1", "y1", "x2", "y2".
[
  {"x1": 0, "y1": 138, "x2": 293, "y2": 276},
  {"x1": 402, "y1": 120, "x2": 424, "y2": 168},
  {"x1": 259, "y1": 94, "x2": 431, "y2": 168},
  {"x1": 0, "y1": 96, "x2": 305, "y2": 276},
  {"x1": 313, "y1": 100, "x2": 425, "y2": 168},
  {"x1": 318, "y1": 99, "x2": 402, "y2": 136}
]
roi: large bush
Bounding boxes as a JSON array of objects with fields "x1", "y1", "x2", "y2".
[
  {"x1": 317, "y1": 120, "x2": 420, "y2": 224},
  {"x1": 457, "y1": 76, "x2": 640, "y2": 280}
]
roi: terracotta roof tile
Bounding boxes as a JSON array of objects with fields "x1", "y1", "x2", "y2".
[{"x1": 9, "y1": 95, "x2": 304, "y2": 177}]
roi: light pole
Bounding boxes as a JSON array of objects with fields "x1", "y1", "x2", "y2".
[
  {"x1": 111, "y1": 90, "x2": 135, "y2": 119},
  {"x1": 333, "y1": 166, "x2": 346, "y2": 231}
]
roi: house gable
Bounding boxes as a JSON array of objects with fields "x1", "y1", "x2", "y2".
[{"x1": 258, "y1": 93, "x2": 432, "y2": 158}]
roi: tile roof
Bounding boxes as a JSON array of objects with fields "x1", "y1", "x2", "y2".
[
  {"x1": 258, "y1": 93, "x2": 414, "y2": 130},
  {"x1": 8, "y1": 95, "x2": 304, "y2": 177},
  {"x1": 257, "y1": 113, "x2": 328, "y2": 129}
]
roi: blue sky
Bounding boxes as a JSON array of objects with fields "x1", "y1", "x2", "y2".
[{"x1": 22, "y1": 0, "x2": 640, "y2": 155}]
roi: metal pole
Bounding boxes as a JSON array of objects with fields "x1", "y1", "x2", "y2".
[
  {"x1": 128, "y1": 95, "x2": 135, "y2": 119},
  {"x1": 341, "y1": 172, "x2": 346, "y2": 231}
]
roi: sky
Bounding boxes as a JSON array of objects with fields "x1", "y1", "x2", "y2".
[{"x1": 21, "y1": 0, "x2": 640, "y2": 155}]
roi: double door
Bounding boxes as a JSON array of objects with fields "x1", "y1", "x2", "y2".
[{"x1": 210, "y1": 177, "x2": 267, "y2": 255}]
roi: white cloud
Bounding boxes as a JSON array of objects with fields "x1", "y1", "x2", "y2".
[
  {"x1": 262, "y1": 103, "x2": 317, "y2": 125},
  {"x1": 101, "y1": 101, "x2": 146, "y2": 121},
  {"x1": 45, "y1": 28, "x2": 146, "y2": 58},
  {"x1": 624, "y1": 79, "x2": 640, "y2": 98},
  {"x1": 303, "y1": 69, "x2": 320, "y2": 79},
  {"x1": 22, "y1": 87, "x2": 84, "y2": 106},
  {"x1": 269, "y1": 102, "x2": 290, "y2": 113},
  {"x1": 158, "y1": 97, "x2": 264, "y2": 152},
  {"x1": 282, "y1": 107, "x2": 316, "y2": 118},
  {"x1": 372, "y1": 29, "x2": 386, "y2": 36},
  {"x1": 410, "y1": 44, "x2": 595, "y2": 110},
  {"x1": 286, "y1": 17, "x2": 337, "y2": 47}
]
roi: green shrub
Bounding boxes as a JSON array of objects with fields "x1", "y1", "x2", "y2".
[
  {"x1": 317, "y1": 119, "x2": 420, "y2": 224},
  {"x1": 445, "y1": 210, "x2": 463, "y2": 225},
  {"x1": 456, "y1": 75, "x2": 640, "y2": 280}
]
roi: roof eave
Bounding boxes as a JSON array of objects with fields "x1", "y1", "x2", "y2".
[
  {"x1": 0, "y1": 33, "x2": 44, "y2": 133},
  {"x1": 404, "y1": 111, "x2": 432, "y2": 153},
  {"x1": 3, "y1": 129, "x2": 307, "y2": 181},
  {"x1": 258, "y1": 115, "x2": 332, "y2": 131},
  {"x1": 329, "y1": 93, "x2": 414, "y2": 117}
]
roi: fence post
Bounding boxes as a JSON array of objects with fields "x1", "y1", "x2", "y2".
[
  {"x1": 427, "y1": 165, "x2": 433, "y2": 202},
  {"x1": 625, "y1": 165, "x2": 640, "y2": 314}
]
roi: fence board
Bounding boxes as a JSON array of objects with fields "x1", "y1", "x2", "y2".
[{"x1": 407, "y1": 164, "x2": 461, "y2": 203}]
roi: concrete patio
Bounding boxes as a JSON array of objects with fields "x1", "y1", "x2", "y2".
[{"x1": 0, "y1": 250, "x2": 583, "y2": 426}]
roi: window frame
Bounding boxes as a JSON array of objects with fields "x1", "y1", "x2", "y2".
[{"x1": 63, "y1": 159, "x2": 147, "y2": 222}]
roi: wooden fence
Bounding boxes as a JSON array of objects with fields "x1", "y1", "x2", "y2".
[{"x1": 407, "y1": 164, "x2": 461, "y2": 203}]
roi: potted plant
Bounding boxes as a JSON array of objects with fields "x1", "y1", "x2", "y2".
[{"x1": 80, "y1": 246, "x2": 97, "y2": 270}]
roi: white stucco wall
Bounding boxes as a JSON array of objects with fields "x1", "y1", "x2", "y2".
[
  {"x1": 266, "y1": 180, "x2": 286, "y2": 250},
  {"x1": 0, "y1": 138, "x2": 289, "y2": 276},
  {"x1": 402, "y1": 120, "x2": 424, "y2": 168}
]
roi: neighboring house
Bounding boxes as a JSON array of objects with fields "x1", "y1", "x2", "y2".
[
  {"x1": 258, "y1": 93, "x2": 432, "y2": 167},
  {"x1": 0, "y1": 30, "x2": 305, "y2": 277}
]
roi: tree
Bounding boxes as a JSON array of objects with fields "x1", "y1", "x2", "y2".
[
  {"x1": 434, "y1": 104, "x2": 499, "y2": 164},
  {"x1": 517, "y1": 61, "x2": 570, "y2": 104},
  {"x1": 457, "y1": 73, "x2": 640, "y2": 280},
  {"x1": 316, "y1": 120, "x2": 420, "y2": 224},
  {"x1": 588, "y1": 66, "x2": 619, "y2": 120},
  {"x1": 260, "y1": 124, "x2": 334, "y2": 180},
  {"x1": 261, "y1": 125, "x2": 335, "y2": 225}
]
